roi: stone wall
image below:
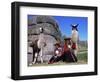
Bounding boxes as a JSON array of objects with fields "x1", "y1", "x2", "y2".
[{"x1": 28, "y1": 16, "x2": 62, "y2": 63}]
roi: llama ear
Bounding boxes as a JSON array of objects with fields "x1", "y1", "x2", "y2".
[
  {"x1": 76, "y1": 24, "x2": 79, "y2": 27},
  {"x1": 76, "y1": 24, "x2": 79, "y2": 31},
  {"x1": 71, "y1": 24, "x2": 75, "y2": 30}
]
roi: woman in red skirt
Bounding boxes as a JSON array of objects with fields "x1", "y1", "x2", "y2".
[{"x1": 55, "y1": 38, "x2": 77, "y2": 62}]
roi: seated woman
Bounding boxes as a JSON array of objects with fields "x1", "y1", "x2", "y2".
[
  {"x1": 54, "y1": 38, "x2": 77, "y2": 63},
  {"x1": 48, "y1": 43, "x2": 63, "y2": 64},
  {"x1": 62, "y1": 38, "x2": 77, "y2": 62}
]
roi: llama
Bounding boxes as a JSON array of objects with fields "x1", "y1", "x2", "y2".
[
  {"x1": 71, "y1": 24, "x2": 79, "y2": 57},
  {"x1": 37, "y1": 27, "x2": 46, "y2": 63},
  {"x1": 30, "y1": 27, "x2": 46, "y2": 64}
]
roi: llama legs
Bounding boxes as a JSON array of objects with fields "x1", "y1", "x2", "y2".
[
  {"x1": 32, "y1": 53, "x2": 38, "y2": 64},
  {"x1": 40, "y1": 48, "x2": 43, "y2": 63}
]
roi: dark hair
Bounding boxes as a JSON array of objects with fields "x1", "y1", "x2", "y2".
[{"x1": 54, "y1": 43, "x2": 60, "y2": 47}]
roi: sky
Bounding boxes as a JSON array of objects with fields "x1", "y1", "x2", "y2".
[
  {"x1": 53, "y1": 16, "x2": 88, "y2": 41},
  {"x1": 28, "y1": 15, "x2": 88, "y2": 41}
]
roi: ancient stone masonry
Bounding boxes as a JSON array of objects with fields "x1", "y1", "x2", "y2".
[{"x1": 28, "y1": 16, "x2": 62, "y2": 62}]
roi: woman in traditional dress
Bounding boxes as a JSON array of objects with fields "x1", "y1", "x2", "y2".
[
  {"x1": 61, "y1": 38, "x2": 77, "y2": 62},
  {"x1": 48, "y1": 43, "x2": 62, "y2": 64}
]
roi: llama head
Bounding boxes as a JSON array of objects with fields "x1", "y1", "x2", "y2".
[
  {"x1": 39, "y1": 27, "x2": 44, "y2": 33},
  {"x1": 71, "y1": 24, "x2": 79, "y2": 43},
  {"x1": 71, "y1": 24, "x2": 79, "y2": 31}
]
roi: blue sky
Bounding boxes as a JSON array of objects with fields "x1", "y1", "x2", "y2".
[
  {"x1": 53, "y1": 16, "x2": 88, "y2": 41},
  {"x1": 28, "y1": 15, "x2": 88, "y2": 41}
]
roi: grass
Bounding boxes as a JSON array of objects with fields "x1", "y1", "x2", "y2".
[
  {"x1": 77, "y1": 51, "x2": 88, "y2": 62},
  {"x1": 29, "y1": 51, "x2": 88, "y2": 67}
]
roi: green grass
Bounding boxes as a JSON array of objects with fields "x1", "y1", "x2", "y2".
[
  {"x1": 29, "y1": 51, "x2": 88, "y2": 67},
  {"x1": 77, "y1": 51, "x2": 88, "y2": 62}
]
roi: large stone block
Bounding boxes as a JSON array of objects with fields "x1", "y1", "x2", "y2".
[{"x1": 28, "y1": 16, "x2": 62, "y2": 63}]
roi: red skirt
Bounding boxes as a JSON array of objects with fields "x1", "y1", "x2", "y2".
[{"x1": 72, "y1": 43, "x2": 76, "y2": 49}]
